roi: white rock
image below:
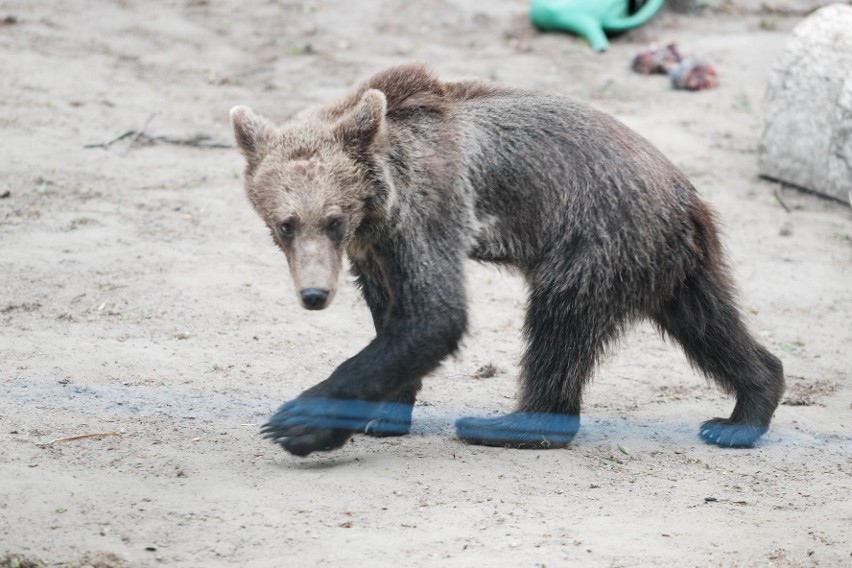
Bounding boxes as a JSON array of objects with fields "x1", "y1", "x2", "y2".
[{"x1": 758, "y1": 3, "x2": 852, "y2": 205}]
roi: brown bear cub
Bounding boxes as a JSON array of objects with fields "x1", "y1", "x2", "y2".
[{"x1": 231, "y1": 63, "x2": 784, "y2": 457}]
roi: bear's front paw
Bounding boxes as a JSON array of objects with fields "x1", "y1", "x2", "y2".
[
  {"x1": 263, "y1": 424, "x2": 352, "y2": 457},
  {"x1": 699, "y1": 418, "x2": 768, "y2": 448},
  {"x1": 261, "y1": 397, "x2": 363, "y2": 456},
  {"x1": 456, "y1": 412, "x2": 579, "y2": 449}
]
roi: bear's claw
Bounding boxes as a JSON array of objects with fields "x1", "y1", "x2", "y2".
[
  {"x1": 364, "y1": 418, "x2": 411, "y2": 437},
  {"x1": 363, "y1": 402, "x2": 413, "y2": 437}
]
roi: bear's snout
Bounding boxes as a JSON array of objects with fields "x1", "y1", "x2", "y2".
[{"x1": 300, "y1": 287, "x2": 330, "y2": 310}]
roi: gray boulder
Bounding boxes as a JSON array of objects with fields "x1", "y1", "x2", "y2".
[{"x1": 758, "y1": 3, "x2": 852, "y2": 205}]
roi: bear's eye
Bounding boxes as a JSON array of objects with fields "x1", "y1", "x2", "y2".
[
  {"x1": 327, "y1": 217, "x2": 344, "y2": 234},
  {"x1": 279, "y1": 221, "x2": 295, "y2": 239}
]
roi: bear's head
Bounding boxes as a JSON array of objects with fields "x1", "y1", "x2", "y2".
[{"x1": 230, "y1": 90, "x2": 393, "y2": 311}]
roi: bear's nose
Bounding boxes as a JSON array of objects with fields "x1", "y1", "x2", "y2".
[{"x1": 300, "y1": 288, "x2": 329, "y2": 310}]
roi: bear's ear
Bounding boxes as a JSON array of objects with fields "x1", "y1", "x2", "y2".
[
  {"x1": 334, "y1": 89, "x2": 387, "y2": 151},
  {"x1": 230, "y1": 106, "x2": 279, "y2": 171}
]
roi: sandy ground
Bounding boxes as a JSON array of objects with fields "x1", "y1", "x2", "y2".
[{"x1": 1, "y1": 1, "x2": 850, "y2": 566}]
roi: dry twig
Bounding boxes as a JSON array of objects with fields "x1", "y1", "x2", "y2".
[
  {"x1": 84, "y1": 114, "x2": 232, "y2": 152},
  {"x1": 39, "y1": 432, "x2": 122, "y2": 445}
]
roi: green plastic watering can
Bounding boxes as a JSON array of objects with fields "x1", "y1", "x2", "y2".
[{"x1": 531, "y1": 0, "x2": 665, "y2": 52}]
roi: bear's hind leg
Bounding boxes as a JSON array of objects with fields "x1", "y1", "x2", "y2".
[
  {"x1": 653, "y1": 265, "x2": 784, "y2": 448},
  {"x1": 456, "y1": 283, "x2": 620, "y2": 449}
]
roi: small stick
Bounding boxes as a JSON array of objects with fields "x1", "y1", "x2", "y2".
[
  {"x1": 774, "y1": 185, "x2": 791, "y2": 213},
  {"x1": 83, "y1": 130, "x2": 136, "y2": 149},
  {"x1": 84, "y1": 131, "x2": 232, "y2": 150},
  {"x1": 40, "y1": 432, "x2": 122, "y2": 445},
  {"x1": 123, "y1": 113, "x2": 158, "y2": 155},
  {"x1": 146, "y1": 134, "x2": 233, "y2": 149}
]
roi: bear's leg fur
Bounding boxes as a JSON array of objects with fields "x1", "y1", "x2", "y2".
[
  {"x1": 354, "y1": 268, "x2": 420, "y2": 437},
  {"x1": 651, "y1": 201, "x2": 784, "y2": 447},
  {"x1": 653, "y1": 263, "x2": 784, "y2": 448},
  {"x1": 456, "y1": 262, "x2": 622, "y2": 449}
]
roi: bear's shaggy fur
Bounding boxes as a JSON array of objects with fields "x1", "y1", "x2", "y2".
[{"x1": 231, "y1": 63, "x2": 784, "y2": 457}]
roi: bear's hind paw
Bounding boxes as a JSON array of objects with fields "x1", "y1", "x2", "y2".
[{"x1": 699, "y1": 418, "x2": 768, "y2": 448}]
